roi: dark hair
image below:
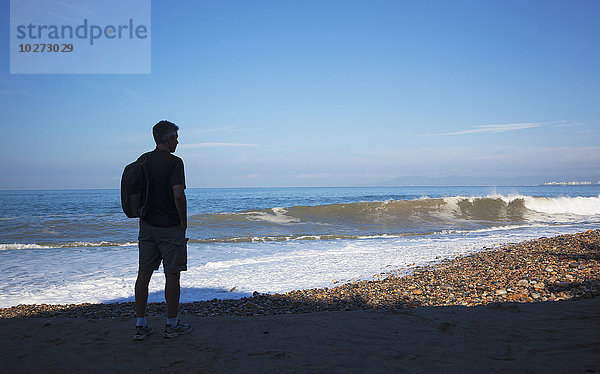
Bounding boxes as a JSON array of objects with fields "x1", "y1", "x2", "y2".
[{"x1": 153, "y1": 120, "x2": 179, "y2": 145}]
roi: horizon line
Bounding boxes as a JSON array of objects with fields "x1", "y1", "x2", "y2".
[{"x1": 2, "y1": 183, "x2": 600, "y2": 192}]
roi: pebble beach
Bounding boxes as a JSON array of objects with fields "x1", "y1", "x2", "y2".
[{"x1": 2, "y1": 230, "x2": 598, "y2": 319}]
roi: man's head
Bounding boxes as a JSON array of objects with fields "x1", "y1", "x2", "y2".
[{"x1": 153, "y1": 120, "x2": 179, "y2": 152}]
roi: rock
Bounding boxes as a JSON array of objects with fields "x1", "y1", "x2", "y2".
[
  {"x1": 508, "y1": 293, "x2": 527, "y2": 301},
  {"x1": 244, "y1": 301, "x2": 257, "y2": 309},
  {"x1": 517, "y1": 279, "x2": 529, "y2": 287},
  {"x1": 495, "y1": 289, "x2": 507, "y2": 296}
]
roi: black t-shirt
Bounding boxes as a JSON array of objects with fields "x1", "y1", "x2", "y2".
[{"x1": 141, "y1": 149, "x2": 186, "y2": 227}]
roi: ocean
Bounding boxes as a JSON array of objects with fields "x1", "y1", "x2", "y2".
[{"x1": 1, "y1": 186, "x2": 599, "y2": 308}]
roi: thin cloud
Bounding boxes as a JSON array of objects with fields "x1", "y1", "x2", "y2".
[
  {"x1": 122, "y1": 87, "x2": 149, "y2": 101},
  {"x1": 188, "y1": 127, "x2": 247, "y2": 135},
  {"x1": 432, "y1": 122, "x2": 543, "y2": 136},
  {"x1": 551, "y1": 121, "x2": 581, "y2": 128},
  {"x1": 181, "y1": 142, "x2": 258, "y2": 148}
]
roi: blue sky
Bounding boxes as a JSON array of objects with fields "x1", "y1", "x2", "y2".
[{"x1": 1, "y1": 0, "x2": 599, "y2": 189}]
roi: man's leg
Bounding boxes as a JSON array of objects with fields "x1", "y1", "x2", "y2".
[
  {"x1": 163, "y1": 271, "x2": 191, "y2": 337},
  {"x1": 133, "y1": 270, "x2": 155, "y2": 340},
  {"x1": 164, "y1": 271, "x2": 180, "y2": 319},
  {"x1": 135, "y1": 270, "x2": 154, "y2": 318},
  {"x1": 161, "y1": 226, "x2": 191, "y2": 337}
]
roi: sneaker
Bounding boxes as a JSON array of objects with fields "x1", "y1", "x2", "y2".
[
  {"x1": 164, "y1": 321, "x2": 192, "y2": 338},
  {"x1": 133, "y1": 324, "x2": 153, "y2": 341}
]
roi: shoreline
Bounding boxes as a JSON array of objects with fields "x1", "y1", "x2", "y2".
[
  {"x1": 1, "y1": 230, "x2": 599, "y2": 373},
  {"x1": 2, "y1": 229, "x2": 599, "y2": 319}
]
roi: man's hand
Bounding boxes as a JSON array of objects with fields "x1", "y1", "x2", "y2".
[{"x1": 173, "y1": 184, "x2": 187, "y2": 233}]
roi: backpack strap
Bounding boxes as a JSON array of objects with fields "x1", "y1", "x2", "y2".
[{"x1": 138, "y1": 154, "x2": 150, "y2": 218}]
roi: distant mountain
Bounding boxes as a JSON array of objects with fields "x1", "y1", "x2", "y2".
[{"x1": 375, "y1": 175, "x2": 555, "y2": 186}]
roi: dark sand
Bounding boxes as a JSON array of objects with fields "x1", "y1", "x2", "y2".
[{"x1": 1, "y1": 299, "x2": 599, "y2": 373}]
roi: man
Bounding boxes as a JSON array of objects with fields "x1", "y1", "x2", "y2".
[{"x1": 133, "y1": 120, "x2": 192, "y2": 340}]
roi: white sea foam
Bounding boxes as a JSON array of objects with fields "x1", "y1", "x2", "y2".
[
  {"x1": 0, "y1": 241, "x2": 137, "y2": 251},
  {"x1": 1, "y1": 224, "x2": 594, "y2": 308},
  {"x1": 523, "y1": 195, "x2": 600, "y2": 215},
  {"x1": 0, "y1": 243, "x2": 48, "y2": 251},
  {"x1": 243, "y1": 207, "x2": 300, "y2": 224}
]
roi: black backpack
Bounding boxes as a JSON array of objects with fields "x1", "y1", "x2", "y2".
[{"x1": 121, "y1": 154, "x2": 150, "y2": 218}]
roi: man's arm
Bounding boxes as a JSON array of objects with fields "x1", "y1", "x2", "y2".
[{"x1": 173, "y1": 184, "x2": 187, "y2": 231}]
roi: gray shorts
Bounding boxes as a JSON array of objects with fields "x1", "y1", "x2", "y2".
[{"x1": 138, "y1": 220, "x2": 187, "y2": 273}]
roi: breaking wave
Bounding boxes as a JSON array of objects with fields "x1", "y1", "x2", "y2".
[
  {"x1": 521, "y1": 195, "x2": 600, "y2": 215},
  {"x1": 195, "y1": 194, "x2": 600, "y2": 226},
  {"x1": 2, "y1": 195, "x2": 598, "y2": 251}
]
